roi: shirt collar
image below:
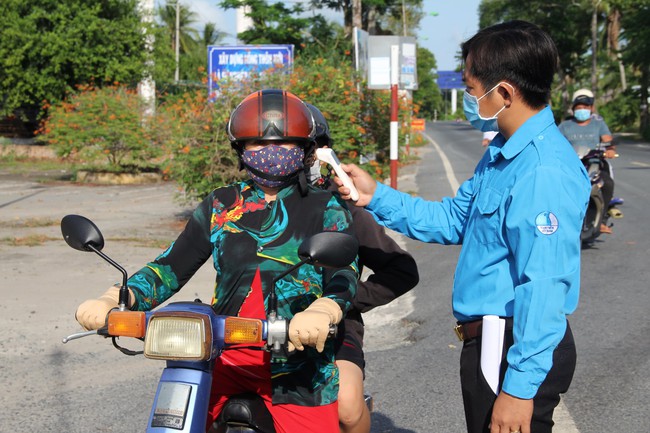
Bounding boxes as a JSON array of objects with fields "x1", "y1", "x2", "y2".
[
  {"x1": 499, "y1": 105, "x2": 555, "y2": 160},
  {"x1": 248, "y1": 179, "x2": 297, "y2": 200}
]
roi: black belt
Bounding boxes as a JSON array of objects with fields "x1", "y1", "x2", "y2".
[{"x1": 454, "y1": 317, "x2": 513, "y2": 342}]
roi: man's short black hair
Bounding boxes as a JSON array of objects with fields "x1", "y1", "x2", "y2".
[{"x1": 461, "y1": 20, "x2": 558, "y2": 108}]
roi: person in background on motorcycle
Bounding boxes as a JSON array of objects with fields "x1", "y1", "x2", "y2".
[
  {"x1": 75, "y1": 89, "x2": 359, "y2": 433},
  {"x1": 335, "y1": 21, "x2": 590, "y2": 433},
  {"x1": 306, "y1": 103, "x2": 420, "y2": 433},
  {"x1": 558, "y1": 88, "x2": 616, "y2": 234}
]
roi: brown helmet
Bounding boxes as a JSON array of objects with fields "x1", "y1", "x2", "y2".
[{"x1": 227, "y1": 89, "x2": 316, "y2": 157}]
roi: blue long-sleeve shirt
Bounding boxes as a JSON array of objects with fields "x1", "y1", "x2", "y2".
[{"x1": 366, "y1": 106, "x2": 590, "y2": 398}]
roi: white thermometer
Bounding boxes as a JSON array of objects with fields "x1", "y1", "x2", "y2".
[{"x1": 315, "y1": 148, "x2": 360, "y2": 201}]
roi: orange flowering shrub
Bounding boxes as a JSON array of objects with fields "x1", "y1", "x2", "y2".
[
  {"x1": 154, "y1": 82, "x2": 249, "y2": 200},
  {"x1": 41, "y1": 85, "x2": 160, "y2": 172},
  {"x1": 41, "y1": 53, "x2": 419, "y2": 196}
]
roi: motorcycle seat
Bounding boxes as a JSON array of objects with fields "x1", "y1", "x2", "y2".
[{"x1": 212, "y1": 393, "x2": 276, "y2": 433}]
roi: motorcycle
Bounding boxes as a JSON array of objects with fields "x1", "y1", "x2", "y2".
[
  {"x1": 60, "y1": 214, "x2": 358, "y2": 433},
  {"x1": 576, "y1": 144, "x2": 624, "y2": 245}
]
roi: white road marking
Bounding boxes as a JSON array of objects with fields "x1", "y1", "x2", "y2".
[{"x1": 421, "y1": 131, "x2": 461, "y2": 193}]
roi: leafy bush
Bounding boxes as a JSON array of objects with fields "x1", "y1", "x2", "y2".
[
  {"x1": 41, "y1": 85, "x2": 161, "y2": 171},
  {"x1": 160, "y1": 51, "x2": 411, "y2": 199},
  {"x1": 155, "y1": 84, "x2": 246, "y2": 200},
  {"x1": 599, "y1": 89, "x2": 641, "y2": 133},
  {"x1": 40, "y1": 52, "x2": 419, "y2": 198},
  {"x1": 0, "y1": 0, "x2": 148, "y2": 122},
  {"x1": 289, "y1": 54, "x2": 365, "y2": 161},
  {"x1": 288, "y1": 52, "x2": 418, "y2": 179}
]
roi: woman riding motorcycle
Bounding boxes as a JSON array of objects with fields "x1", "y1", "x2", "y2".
[{"x1": 75, "y1": 89, "x2": 359, "y2": 433}]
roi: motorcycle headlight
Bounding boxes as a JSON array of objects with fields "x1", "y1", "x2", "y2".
[{"x1": 144, "y1": 312, "x2": 211, "y2": 361}]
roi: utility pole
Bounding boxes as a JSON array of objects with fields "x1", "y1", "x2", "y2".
[
  {"x1": 590, "y1": 0, "x2": 602, "y2": 100},
  {"x1": 236, "y1": 5, "x2": 253, "y2": 43},
  {"x1": 138, "y1": 0, "x2": 155, "y2": 119},
  {"x1": 352, "y1": 0, "x2": 362, "y2": 31},
  {"x1": 390, "y1": 45, "x2": 399, "y2": 189},
  {"x1": 175, "y1": 1, "x2": 180, "y2": 82},
  {"x1": 402, "y1": 0, "x2": 407, "y2": 36}
]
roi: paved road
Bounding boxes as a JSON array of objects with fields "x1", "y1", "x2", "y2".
[
  {"x1": 362, "y1": 121, "x2": 650, "y2": 433},
  {"x1": 1, "y1": 124, "x2": 648, "y2": 432}
]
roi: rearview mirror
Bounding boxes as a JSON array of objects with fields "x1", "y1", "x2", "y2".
[
  {"x1": 298, "y1": 232, "x2": 358, "y2": 269},
  {"x1": 61, "y1": 214, "x2": 105, "y2": 252}
]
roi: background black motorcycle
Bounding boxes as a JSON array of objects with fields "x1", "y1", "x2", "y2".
[{"x1": 577, "y1": 145, "x2": 623, "y2": 245}]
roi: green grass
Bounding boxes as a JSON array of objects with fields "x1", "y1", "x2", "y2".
[
  {"x1": 0, "y1": 155, "x2": 76, "y2": 180},
  {"x1": 0, "y1": 234, "x2": 172, "y2": 248},
  {"x1": 0, "y1": 234, "x2": 59, "y2": 246},
  {"x1": 0, "y1": 217, "x2": 59, "y2": 228}
]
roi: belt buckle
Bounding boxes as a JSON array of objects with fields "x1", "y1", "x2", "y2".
[{"x1": 454, "y1": 324, "x2": 465, "y2": 342}]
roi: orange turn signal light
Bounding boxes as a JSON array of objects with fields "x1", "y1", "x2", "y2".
[
  {"x1": 108, "y1": 311, "x2": 146, "y2": 338},
  {"x1": 224, "y1": 317, "x2": 263, "y2": 344}
]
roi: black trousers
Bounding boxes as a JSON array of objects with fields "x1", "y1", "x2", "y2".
[{"x1": 459, "y1": 321, "x2": 576, "y2": 433}]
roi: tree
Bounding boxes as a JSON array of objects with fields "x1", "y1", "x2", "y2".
[
  {"x1": 201, "y1": 23, "x2": 228, "y2": 47},
  {"x1": 157, "y1": 1, "x2": 199, "y2": 55},
  {"x1": 478, "y1": 0, "x2": 592, "y2": 109},
  {"x1": 0, "y1": 0, "x2": 148, "y2": 124},
  {"x1": 310, "y1": 0, "x2": 424, "y2": 36},
  {"x1": 377, "y1": 0, "x2": 424, "y2": 37},
  {"x1": 620, "y1": 1, "x2": 650, "y2": 137},
  {"x1": 412, "y1": 46, "x2": 442, "y2": 120},
  {"x1": 478, "y1": 0, "x2": 649, "y2": 136},
  {"x1": 220, "y1": 0, "x2": 313, "y2": 48}
]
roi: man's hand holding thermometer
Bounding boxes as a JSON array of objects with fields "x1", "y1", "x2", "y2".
[
  {"x1": 316, "y1": 148, "x2": 377, "y2": 207},
  {"x1": 316, "y1": 148, "x2": 360, "y2": 201}
]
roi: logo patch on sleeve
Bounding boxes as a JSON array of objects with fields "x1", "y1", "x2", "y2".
[{"x1": 535, "y1": 212, "x2": 559, "y2": 235}]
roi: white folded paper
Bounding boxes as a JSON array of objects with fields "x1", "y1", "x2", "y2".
[{"x1": 480, "y1": 315, "x2": 506, "y2": 395}]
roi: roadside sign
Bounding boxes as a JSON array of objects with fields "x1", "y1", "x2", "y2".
[
  {"x1": 437, "y1": 70, "x2": 463, "y2": 89},
  {"x1": 207, "y1": 45, "x2": 294, "y2": 96},
  {"x1": 411, "y1": 118, "x2": 425, "y2": 131},
  {"x1": 367, "y1": 36, "x2": 418, "y2": 90}
]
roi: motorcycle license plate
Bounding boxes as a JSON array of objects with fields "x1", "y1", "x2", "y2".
[{"x1": 151, "y1": 382, "x2": 192, "y2": 430}]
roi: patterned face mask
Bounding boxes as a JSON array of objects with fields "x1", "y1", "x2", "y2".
[{"x1": 242, "y1": 145, "x2": 305, "y2": 189}]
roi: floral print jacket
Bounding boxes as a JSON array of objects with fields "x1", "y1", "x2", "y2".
[{"x1": 128, "y1": 179, "x2": 358, "y2": 406}]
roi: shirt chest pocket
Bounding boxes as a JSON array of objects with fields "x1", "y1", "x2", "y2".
[{"x1": 473, "y1": 187, "x2": 503, "y2": 244}]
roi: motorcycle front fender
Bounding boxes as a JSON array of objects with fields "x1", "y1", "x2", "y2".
[{"x1": 146, "y1": 364, "x2": 213, "y2": 432}]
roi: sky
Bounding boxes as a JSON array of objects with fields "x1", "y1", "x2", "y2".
[{"x1": 157, "y1": 0, "x2": 481, "y2": 72}]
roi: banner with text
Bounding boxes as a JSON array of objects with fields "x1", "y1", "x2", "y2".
[{"x1": 207, "y1": 45, "x2": 294, "y2": 97}]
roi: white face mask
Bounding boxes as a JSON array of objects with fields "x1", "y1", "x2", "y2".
[
  {"x1": 463, "y1": 82, "x2": 514, "y2": 132},
  {"x1": 306, "y1": 159, "x2": 323, "y2": 185}
]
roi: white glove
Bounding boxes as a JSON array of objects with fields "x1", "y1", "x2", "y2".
[
  {"x1": 75, "y1": 286, "x2": 134, "y2": 331},
  {"x1": 288, "y1": 297, "x2": 343, "y2": 353}
]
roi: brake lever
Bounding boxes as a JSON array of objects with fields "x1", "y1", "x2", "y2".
[
  {"x1": 62, "y1": 329, "x2": 98, "y2": 343},
  {"x1": 62, "y1": 325, "x2": 109, "y2": 343}
]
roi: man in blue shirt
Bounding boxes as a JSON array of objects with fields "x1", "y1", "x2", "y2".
[{"x1": 336, "y1": 21, "x2": 590, "y2": 433}]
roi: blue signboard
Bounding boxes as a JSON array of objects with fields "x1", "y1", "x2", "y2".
[
  {"x1": 436, "y1": 70, "x2": 463, "y2": 90},
  {"x1": 207, "y1": 45, "x2": 294, "y2": 96}
]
